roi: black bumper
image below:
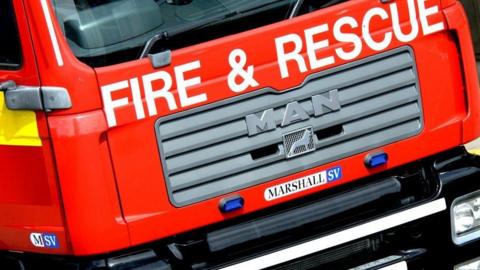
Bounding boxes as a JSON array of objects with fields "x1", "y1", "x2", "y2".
[
  {"x1": 206, "y1": 147, "x2": 480, "y2": 270},
  {"x1": 3, "y1": 147, "x2": 480, "y2": 270}
]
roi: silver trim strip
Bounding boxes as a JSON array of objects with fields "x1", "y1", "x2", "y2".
[
  {"x1": 379, "y1": 261, "x2": 408, "y2": 270},
  {"x1": 41, "y1": 0, "x2": 64, "y2": 67},
  {"x1": 220, "y1": 198, "x2": 447, "y2": 270}
]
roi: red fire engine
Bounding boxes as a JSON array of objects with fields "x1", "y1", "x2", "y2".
[{"x1": 1, "y1": 0, "x2": 480, "y2": 269}]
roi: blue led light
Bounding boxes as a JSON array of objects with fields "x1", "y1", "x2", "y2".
[
  {"x1": 219, "y1": 196, "x2": 244, "y2": 213},
  {"x1": 365, "y1": 152, "x2": 389, "y2": 168}
]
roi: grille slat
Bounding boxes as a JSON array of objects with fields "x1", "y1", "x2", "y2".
[
  {"x1": 172, "y1": 120, "x2": 421, "y2": 203},
  {"x1": 159, "y1": 52, "x2": 414, "y2": 140},
  {"x1": 155, "y1": 48, "x2": 424, "y2": 206},
  {"x1": 162, "y1": 68, "x2": 416, "y2": 158},
  {"x1": 165, "y1": 86, "x2": 418, "y2": 173},
  {"x1": 169, "y1": 103, "x2": 420, "y2": 191}
]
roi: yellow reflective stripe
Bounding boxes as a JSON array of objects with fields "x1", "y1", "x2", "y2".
[
  {"x1": 468, "y1": 149, "x2": 480, "y2": 156},
  {"x1": 0, "y1": 93, "x2": 42, "y2": 147}
]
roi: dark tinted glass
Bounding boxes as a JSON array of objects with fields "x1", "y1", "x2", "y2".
[
  {"x1": 0, "y1": 0, "x2": 22, "y2": 69},
  {"x1": 52, "y1": 0, "x2": 348, "y2": 67},
  {"x1": 52, "y1": 0, "x2": 297, "y2": 67}
]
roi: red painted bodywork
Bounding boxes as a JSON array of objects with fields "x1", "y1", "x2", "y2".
[{"x1": 0, "y1": 0, "x2": 478, "y2": 256}]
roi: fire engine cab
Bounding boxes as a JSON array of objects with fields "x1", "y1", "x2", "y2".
[{"x1": 1, "y1": 0, "x2": 480, "y2": 269}]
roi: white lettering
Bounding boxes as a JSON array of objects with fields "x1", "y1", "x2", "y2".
[
  {"x1": 275, "y1": 34, "x2": 307, "y2": 79},
  {"x1": 390, "y1": 0, "x2": 419, "y2": 42},
  {"x1": 265, "y1": 170, "x2": 330, "y2": 201},
  {"x1": 101, "y1": 0, "x2": 445, "y2": 127},
  {"x1": 142, "y1": 71, "x2": 176, "y2": 116},
  {"x1": 101, "y1": 81, "x2": 130, "y2": 127},
  {"x1": 174, "y1": 61, "x2": 207, "y2": 107},
  {"x1": 305, "y1": 24, "x2": 335, "y2": 69},
  {"x1": 418, "y1": 0, "x2": 445, "y2": 35},
  {"x1": 334, "y1": 16, "x2": 362, "y2": 60},
  {"x1": 130, "y1": 78, "x2": 146, "y2": 120},
  {"x1": 363, "y1": 7, "x2": 393, "y2": 51}
]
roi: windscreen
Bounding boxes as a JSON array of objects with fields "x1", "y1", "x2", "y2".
[{"x1": 51, "y1": 0, "x2": 300, "y2": 67}]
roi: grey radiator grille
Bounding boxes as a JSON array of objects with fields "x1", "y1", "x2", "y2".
[{"x1": 155, "y1": 47, "x2": 423, "y2": 206}]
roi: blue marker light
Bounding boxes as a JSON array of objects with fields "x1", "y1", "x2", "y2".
[
  {"x1": 219, "y1": 195, "x2": 244, "y2": 213},
  {"x1": 365, "y1": 152, "x2": 389, "y2": 168}
]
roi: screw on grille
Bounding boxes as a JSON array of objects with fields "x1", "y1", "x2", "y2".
[{"x1": 283, "y1": 126, "x2": 316, "y2": 159}]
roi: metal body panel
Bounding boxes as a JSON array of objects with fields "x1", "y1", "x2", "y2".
[
  {"x1": 0, "y1": 0, "x2": 478, "y2": 259},
  {"x1": 99, "y1": 0, "x2": 477, "y2": 252},
  {"x1": 0, "y1": 0, "x2": 69, "y2": 255}
]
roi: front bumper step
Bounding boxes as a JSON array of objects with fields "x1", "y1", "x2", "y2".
[
  {"x1": 4, "y1": 147, "x2": 480, "y2": 270},
  {"x1": 220, "y1": 199, "x2": 446, "y2": 270}
]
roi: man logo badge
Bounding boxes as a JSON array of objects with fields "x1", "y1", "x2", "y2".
[{"x1": 283, "y1": 126, "x2": 315, "y2": 159}]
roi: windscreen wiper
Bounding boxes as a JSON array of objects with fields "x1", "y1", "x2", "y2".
[
  {"x1": 289, "y1": 0, "x2": 304, "y2": 19},
  {"x1": 139, "y1": 12, "x2": 235, "y2": 59},
  {"x1": 140, "y1": 1, "x2": 293, "y2": 59}
]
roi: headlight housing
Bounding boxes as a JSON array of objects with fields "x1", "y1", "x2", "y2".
[
  {"x1": 455, "y1": 257, "x2": 480, "y2": 270},
  {"x1": 451, "y1": 191, "x2": 480, "y2": 245}
]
